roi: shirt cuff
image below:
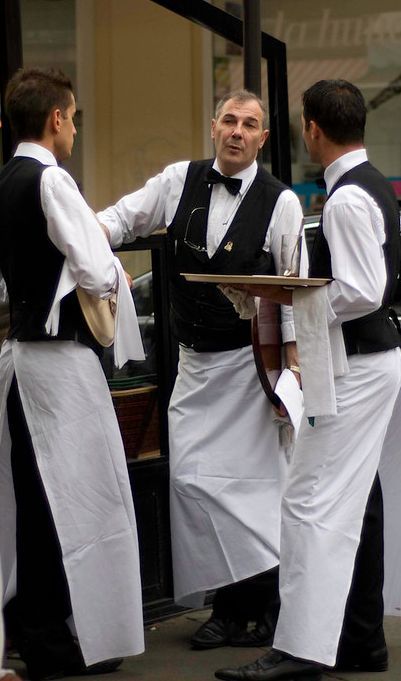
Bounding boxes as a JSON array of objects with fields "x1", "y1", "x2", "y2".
[
  {"x1": 96, "y1": 212, "x2": 123, "y2": 249},
  {"x1": 281, "y1": 320, "x2": 295, "y2": 343}
]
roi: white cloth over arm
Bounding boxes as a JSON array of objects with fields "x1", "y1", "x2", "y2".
[{"x1": 293, "y1": 149, "x2": 387, "y2": 418}]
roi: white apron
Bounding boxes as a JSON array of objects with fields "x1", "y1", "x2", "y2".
[
  {"x1": 169, "y1": 344, "x2": 289, "y2": 607},
  {"x1": 380, "y1": 386, "x2": 401, "y2": 615},
  {"x1": 0, "y1": 340, "x2": 144, "y2": 665},
  {"x1": 274, "y1": 348, "x2": 401, "y2": 666}
]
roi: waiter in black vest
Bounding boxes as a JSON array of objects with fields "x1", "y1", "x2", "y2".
[
  {"x1": 0, "y1": 67, "x2": 144, "y2": 681},
  {"x1": 99, "y1": 89, "x2": 305, "y2": 649},
  {"x1": 215, "y1": 80, "x2": 401, "y2": 681}
]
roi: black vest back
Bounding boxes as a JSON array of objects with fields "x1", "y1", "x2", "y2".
[
  {"x1": 167, "y1": 159, "x2": 286, "y2": 351},
  {"x1": 309, "y1": 161, "x2": 401, "y2": 354},
  {"x1": 0, "y1": 156, "x2": 102, "y2": 355}
]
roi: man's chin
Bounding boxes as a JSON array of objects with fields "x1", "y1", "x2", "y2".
[
  {"x1": 219, "y1": 157, "x2": 249, "y2": 175},
  {"x1": 57, "y1": 150, "x2": 73, "y2": 163}
]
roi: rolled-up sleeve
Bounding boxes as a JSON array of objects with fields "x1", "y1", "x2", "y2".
[{"x1": 97, "y1": 161, "x2": 189, "y2": 248}]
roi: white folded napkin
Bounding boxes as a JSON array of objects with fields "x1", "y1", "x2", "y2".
[
  {"x1": 292, "y1": 286, "x2": 348, "y2": 418},
  {"x1": 272, "y1": 368, "x2": 304, "y2": 450},
  {"x1": 113, "y1": 257, "x2": 145, "y2": 367},
  {"x1": 274, "y1": 368, "x2": 304, "y2": 437},
  {"x1": 218, "y1": 285, "x2": 257, "y2": 319},
  {"x1": 45, "y1": 257, "x2": 145, "y2": 368}
]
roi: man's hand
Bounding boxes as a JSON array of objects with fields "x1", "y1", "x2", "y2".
[
  {"x1": 284, "y1": 340, "x2": 301, "y2": 387},
  {"x1": 124, "y1": 270, "x2": 133, "y2": 289},
  {"x1": 273, "y1": 401, "x2": 288, "y2": 418},
  {"x1": 233, "y1": 283, "x2": 293, "y2": 306}
]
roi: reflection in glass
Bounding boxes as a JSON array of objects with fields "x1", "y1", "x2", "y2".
[{"x1": 101, "y1": 255, "x2": 160, "y2": 461}]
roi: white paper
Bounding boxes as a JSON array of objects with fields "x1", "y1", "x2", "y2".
[{"x1": 274, "y1": 368, "x2": 304, "y2": 437}]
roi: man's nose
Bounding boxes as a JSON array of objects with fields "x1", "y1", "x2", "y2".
[{"x1": 231, "y1": 123, "x2": 243, "y2": 137}]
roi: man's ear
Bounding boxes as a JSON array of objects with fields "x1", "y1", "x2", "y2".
[
  {"x1": 309, "y1": 120, "x2": 320, "y2": 140},
  {"x1": 49, "y1": 107, "x2": 62, "y2": 134},
  {"x1": 211, "y1": 118, "x2": 216, "y2": 140},
  {"x1": 259, "y1": 129, "x2": 269, "y2": 149}
]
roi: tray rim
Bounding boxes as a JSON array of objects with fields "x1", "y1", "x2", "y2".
[{"x1": 181, "y1": 273, "x2": 331, "y2": 287}]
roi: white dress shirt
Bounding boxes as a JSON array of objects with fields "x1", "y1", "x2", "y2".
[
  {"x1": 15, "y1": 142, "x2": 118, "y2": 296},
  {"x1": 323, "y1": 148, "x2": 388, "y2": 327},
  {"x1": 98, "y1": 159, "x2": 305, "y2": 343}
]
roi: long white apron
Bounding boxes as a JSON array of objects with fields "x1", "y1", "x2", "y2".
[
  {"x1": 273, "y1": 348, "x2": 401, "y2": 666},
  {"x1": 0, "y1": 340, "x2": 144, "y2": 665},
  {"x1": 379, "y1": 386, "x2": 401, "y2": 615},
  {"x1": 169, "y1": 344, "x2": 289, "y2": 607}
]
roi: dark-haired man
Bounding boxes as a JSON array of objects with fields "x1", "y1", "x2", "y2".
[
  {"x1": 0, "y1": 67, "x2": 144, "y2": 681},
  {"x1": 98, "y1": 89, "x2": 305, "y2": 649},
  {"x1": 215, "y1": 80, "x2": 401, "y2": 680}
]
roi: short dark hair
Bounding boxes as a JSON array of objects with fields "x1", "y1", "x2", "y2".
[
  {"x1": 302, "y1": 79, "x2": 366, "y2": 145},
  {"x1": 5, "y1": 67, "x2": 73, "y2": 141},
  {"x1": 215, "y1": 89, "x2": 268, "y2": 128}
]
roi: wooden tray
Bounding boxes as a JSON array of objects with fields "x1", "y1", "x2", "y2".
[{"x1": 181, "y1": 273, "x2": 330, "y2": 287}]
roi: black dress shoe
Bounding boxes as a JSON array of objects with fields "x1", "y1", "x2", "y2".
[
  {"x1": 29, "y1": 657, "x2": 123, "y2": 681},
  {"x1": 191, "y1": 617, "x2": 246, "y2": 650},
  {"x1": 230, "y1": 621, "x2": 273, "y2": 648},
  {"x1": 215, "y1": 649, "x2": 322, "y2": 681},
  {"x1": 335, "y1": 645, "x2": 388, "y2": 672}
]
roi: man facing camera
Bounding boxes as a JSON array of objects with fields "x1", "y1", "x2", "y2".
[{"x1": 98, "y1": 89, "x2": 304, "y2": 649}]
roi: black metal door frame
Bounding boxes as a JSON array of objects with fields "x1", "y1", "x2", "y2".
[
  {"x1": 1, "y1": 1, "x2": 291, "y2": 184},
  {"x1": 0, "y1": 0, "x2": 23, "y2": 164}
]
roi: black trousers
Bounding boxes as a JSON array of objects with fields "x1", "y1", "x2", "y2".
[
  {"x1": 337, "y1": 473, "x2": 385, "y2": 657},
  {"x1": 213, "y1": 566, "x2": 280, "y2": 630},
  {"x1": 212, "y1": 473, "x2": 385, "y2": 654},
  {"x1": 5, "y1": 376, "x2": 75, "y2": 667}
]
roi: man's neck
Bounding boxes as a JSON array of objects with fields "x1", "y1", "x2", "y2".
[{"x1": 321, "y1": 142, "x2": 364, "y2": 169}]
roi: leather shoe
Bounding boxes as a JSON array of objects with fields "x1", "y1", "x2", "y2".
[
  {"x1": 191, "y1": 616, "x2": 246, "y2": 649},
  {"x1": 230, "y1": 621, "x2": 273, "y2": 648},
  {"x1": 30, "y1": 657, "x2": 123, "y2": 681},
  {"x1": 215, "y1": 649, "x2": 322, "y2": 681},
  {"x1": 335, "y1": 645, "x2": 388, "y2": 672}
]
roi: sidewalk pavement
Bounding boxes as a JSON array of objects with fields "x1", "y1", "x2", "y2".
[{"x1": 7, "y1": 609, "x2": 401, "y2": 681}]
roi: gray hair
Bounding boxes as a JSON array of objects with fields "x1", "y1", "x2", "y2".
[{"x1": 215, "y1": 89, "x2": 268, "y2": 128}]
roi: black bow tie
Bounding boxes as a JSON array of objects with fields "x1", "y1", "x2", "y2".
[{"x1": 205, "y1": 167, "x2": 242, "y2": 196}]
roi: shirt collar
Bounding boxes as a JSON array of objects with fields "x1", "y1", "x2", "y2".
[
  {"x1": 324, "y1": 148, "x2": 368, "y2": 194},
  {"x1": 14, "y1": 142, "x2": 58, "y2": 167},
  {"x1": 213, "y1": 159, "x2": 257, "y2": 196}
]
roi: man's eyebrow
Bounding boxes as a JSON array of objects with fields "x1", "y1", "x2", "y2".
[{"x1": 222, "y1": 113, "x2": 259, "y2": 123}]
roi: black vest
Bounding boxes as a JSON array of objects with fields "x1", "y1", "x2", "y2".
[
  {"x1": 167, "y1": 159, "x2": 286, "y2": 352},
  {"x1": 0, "y1": 156, "x2": 102, "y2": 355},
  {"x1": 309, "y1": 161, "x2": 401, "y2": 355}
]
